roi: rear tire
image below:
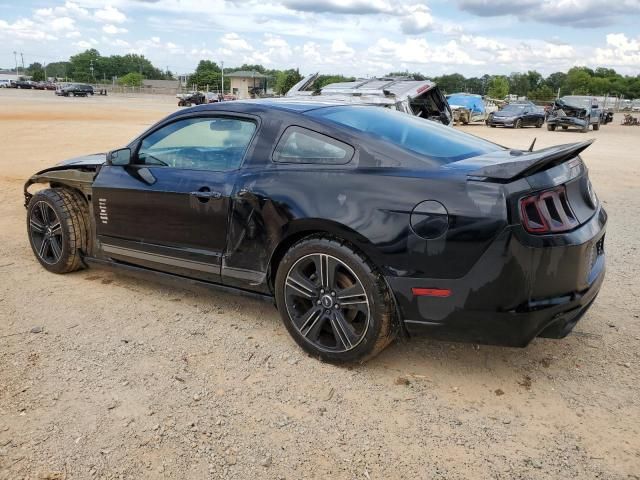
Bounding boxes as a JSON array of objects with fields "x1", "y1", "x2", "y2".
[
  {"x1": 593, "y1": 122, "x2": 600, "y2": 131},
  {"x1": 275, "y1": 236, "x2": 396, "y2": 363},
  {"x1": 547, "y1": 124, "x2": 556, "y2": 131},
  {"x1": 536, "y1": 118, "x2": 543, "y2": 128},
  {"x1": 27, "y1": 188, "x2": 88, "y2": 274}
]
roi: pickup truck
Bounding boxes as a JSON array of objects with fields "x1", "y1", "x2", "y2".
[{"x1": 547, "y1": 96, "x2": 602, "y2": 132}]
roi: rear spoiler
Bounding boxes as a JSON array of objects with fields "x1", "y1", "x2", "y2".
[{"x1": 469, "y1": 140, "x2": 594, "y2": 181}]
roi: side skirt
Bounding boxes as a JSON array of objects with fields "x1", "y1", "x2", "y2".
[{"x1": 84, "y1": 257, "x2": 275, "y2": 304}]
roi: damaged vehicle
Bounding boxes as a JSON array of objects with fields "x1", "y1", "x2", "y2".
[
  {"x1": 286, "y1": 73, "x2": 452, "y2": 126},
  {"x1": 176, "y1": 91, "x2": 207, "y2": 107},
  {"x1": 487, "y1": 103, "x2": 545, "y2": 128},
  {"x1": 24, "y1": 100, "x2": 606, "y2": 363},
  {"x1": 445, "y1": 93, "x2": 495, "y2": 125},
  {"x1": 547, "y1": 96, "x2": 602, "y2": 132}
]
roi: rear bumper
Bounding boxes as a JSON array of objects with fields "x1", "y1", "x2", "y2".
[{"x1": 387, "y1": 208, "x2": 607, "y2": 347}]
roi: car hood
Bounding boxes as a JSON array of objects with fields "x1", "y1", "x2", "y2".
[
  {"x1": 553, "y1": 99, "x2": 587, "y2": 116},
  {"x1": 493, "y1": 110, "x2": 520, "y2": 118}
]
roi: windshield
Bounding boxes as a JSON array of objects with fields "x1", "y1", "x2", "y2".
[
  {"x1": 560, "y1": 97, "x2": 592, "y2": 108},
  {"x1": 499, "y1": 105, "x2": 526, "y2": 114},
  {"x1": 308, "y1": 106, "x2": 502, "y2": 164}
]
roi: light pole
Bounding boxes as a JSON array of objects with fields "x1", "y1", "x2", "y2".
[
  {"x1": 221, "y1": 60, "x2": 224, "y2": 95},
  {"x1": 13, "y1": 51, "x2": 19, "y2": 77}
]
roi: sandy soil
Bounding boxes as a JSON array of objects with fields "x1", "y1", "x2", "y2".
[{"x1": 1, "y1": 89, "x2": 639, "y2": 480}]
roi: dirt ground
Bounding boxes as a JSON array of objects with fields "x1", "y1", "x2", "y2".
[{"x1": 1, "y1": 89, "x2": 639, "y2": 480}]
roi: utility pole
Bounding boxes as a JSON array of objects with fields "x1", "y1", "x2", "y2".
[
  {"x1": 221, "y1": 61, "x2": 224, "y2": 95},
  {"x1": 13, "y1": 51, "x2": 19, "y2": 77},
  {"x1": 90, "y1": 59, "x2": 94, "y2": 82},
  {"x1": 20, "y1": 52, "x2": 25, "y2": 72}
]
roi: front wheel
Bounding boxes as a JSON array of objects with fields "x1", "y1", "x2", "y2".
[
  {"x1": 514, "y1": 119, "x2": 522, "y2": 129},
  {"x1": 582, "y1": 117, "x2": 590, "y2": 133},
  {"x1": 547, "y1": 124, "x2": 556, "y2": 131},
  {"x1": 593, "y1": 122, "x2": 600, "y2": 131},
  {"x1": 536, "y1": 118, "x2": 543, "y2": 128},
  {"x1": 27, "y1": 189, "x2": 88, "y2": 274},
  {"x1": 275, "y1": 237, "x2": 395, "y2": 363}
]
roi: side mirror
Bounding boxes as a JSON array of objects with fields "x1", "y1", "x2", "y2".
[{"x1": 107, "y1": 147, "x2": 131, "y2": 166}]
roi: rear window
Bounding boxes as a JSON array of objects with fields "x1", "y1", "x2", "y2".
[
  {"x1": 273, "y1": 126, "x2": 354, "y2": 165},
  {"x1": 308, "y1": 106, "x2": 501, "y2": 164}
]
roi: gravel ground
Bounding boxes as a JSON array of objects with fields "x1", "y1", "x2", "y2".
[{"x1": 1, "y1": 89, "x2": 639, "y2": 479}]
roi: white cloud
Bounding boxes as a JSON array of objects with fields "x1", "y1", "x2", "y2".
[
  {"x1": 94, "y1": 6, "x2": 127, "y2": 24},
  {"x1": 220, "y1": 33, "x2": 253, "y2": 51},
  {"x1": 0, "y1": 18, "x2": 57, "y2": 41},
  {"x1": 456, "y1": 0, "x2": 640, "y2": 28},
  {"x1": 50, "y1": 17, "x2": 76, "y2": 31},
  {"x1": 594, "y1": 33, "x2": 640, "y2": 67},
  {"x1": 102, "y1": 24, "x2": 128, "y2": 34},
  {"x1": 400, "y1": 5, "x2": 434, "y2": 34},
  {"x1": 331, "y1": 39, "x2": 354, "y2": 56},
  {"x1": 74, "y1": 40, "x2": 93, "y2": 49}
]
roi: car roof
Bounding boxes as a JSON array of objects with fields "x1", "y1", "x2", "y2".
[{"x1": 180, "y1": 98, "x2": 350, "y2": 115}]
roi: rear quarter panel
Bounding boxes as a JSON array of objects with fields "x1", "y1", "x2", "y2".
[{"x1": 223, "y1": 166, "x2": 509, "y2": 291}]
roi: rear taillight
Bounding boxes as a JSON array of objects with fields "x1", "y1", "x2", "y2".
[{"x1": 519, "y1": 186, "x2": 578, "y2": 234}]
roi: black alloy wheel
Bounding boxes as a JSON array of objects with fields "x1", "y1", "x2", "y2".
[
  {"x1": 27, "y1": 188, "x2": 88, "y2": 274},
  {"x1": 515, "y1": 118, "x2": 522, "y2": 129},
  {"x1": 29, "y1": 201, "x2": 63, "y2": 265},
  {"x1": 284, "y1": 253, "x2": 370, "y2": 353},
  {"x1": 275, "y1": 237, "x2": 395, "y2": 363}
]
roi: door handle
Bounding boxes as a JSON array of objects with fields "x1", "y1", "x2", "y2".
[{"x1": 190, "y1": 191, "x2": 222, "y2": 199}]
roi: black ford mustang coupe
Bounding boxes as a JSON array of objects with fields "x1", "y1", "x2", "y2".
[{"x1": 24, "y1": 100, "x2": 606, "y2": 363}]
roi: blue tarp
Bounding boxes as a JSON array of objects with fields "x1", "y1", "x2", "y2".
[{"x1": 446, "y1": 94, "x2": 485, "y2": 115}]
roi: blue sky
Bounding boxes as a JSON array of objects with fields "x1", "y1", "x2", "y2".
[{"x1": 1, "y1": 0, "x2": 639, "y2": 76}]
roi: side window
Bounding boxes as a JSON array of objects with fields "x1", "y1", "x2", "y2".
[
  {"x1": 137, "y1": 117, "x2": 256, "y2": 171},
  {"x1": 273, "y1": 127, "x2": 354, "y2": 165}
]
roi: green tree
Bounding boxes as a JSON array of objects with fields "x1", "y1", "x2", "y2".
[
  {"x1": 565, "y1": 67, "x2": 592, "y2": 94},
  {"x1": 118, "y1": 72, "x2": 144, "y2": 87},
  {"x1": 487, "y1": 76, "x2": 509, "y2": 99},
  {"x1": 31, "y1": 69, "x2": 45, "y2": 82},
  {"x1": 46, "y1": 61, "x2": 71, "y2": 80},
  {"x1": 433, "y1": 73, "x2": 466, "y2": 94},
  {"x1": 509, "y1": 72, "x2": 530, "y2": 97},
  {"x1": 528, "y1": 85, "x2": 554, "y2": 101},
  {"x1": 545, "y1": 72, "x2": 567, "y2": 96},
  {"x1": 188, "y1": 60, "x2": 226, "y2": 91},
  {"x1": 275, "y1": 69, "x2": 302, "y2": 95}
]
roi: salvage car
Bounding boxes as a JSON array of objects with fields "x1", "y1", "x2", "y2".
[
  {"x1": 286, "y1": 74, "x2": 453, "y2": 126},
  {"x1": 547, "y1": 96, "x2": 602, "y2": 132},
  {"x1": 446, "y1": 93, "x2": 495, "y2": 125},
  {"x1": 24, "y1": 100, "x2": 606, "y2": 363},
  {"x1": 487, "y1": 103, "x2": 545, "y2": 128},
  {"x1": 58, "y1": 83, "x2": 94, "y2": 97}
]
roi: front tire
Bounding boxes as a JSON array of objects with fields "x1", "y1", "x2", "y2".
[
  {"x1": 275, "y1": 236, "x2": 395, "y2": 363},
  {"x1": 515, "y1": 119, "x2": 522, "y2": 129},
  {"x1": 27, "y1": 189, "x2": 88, "y2": 274},
  {"x1": 582, "y1": 117, "x2": 590, "y2": 133},
  {"x1": 547, "y1": 124, "x2": 556, "y2": 131},
  {"x1": 536, "y1": 118, "x2": 543, "y2": 128}
]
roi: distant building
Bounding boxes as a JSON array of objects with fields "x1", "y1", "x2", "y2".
[
  {"x1": 0, "y1": 70, "x2": 19, "y2": 82},
  {"x1": 226, "y1": 71, "x2": 268, "y2": 99}
]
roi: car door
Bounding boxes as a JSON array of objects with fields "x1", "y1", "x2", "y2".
[{"x1": 92, "y1": 114, "x2": 258, "y2": 283}]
